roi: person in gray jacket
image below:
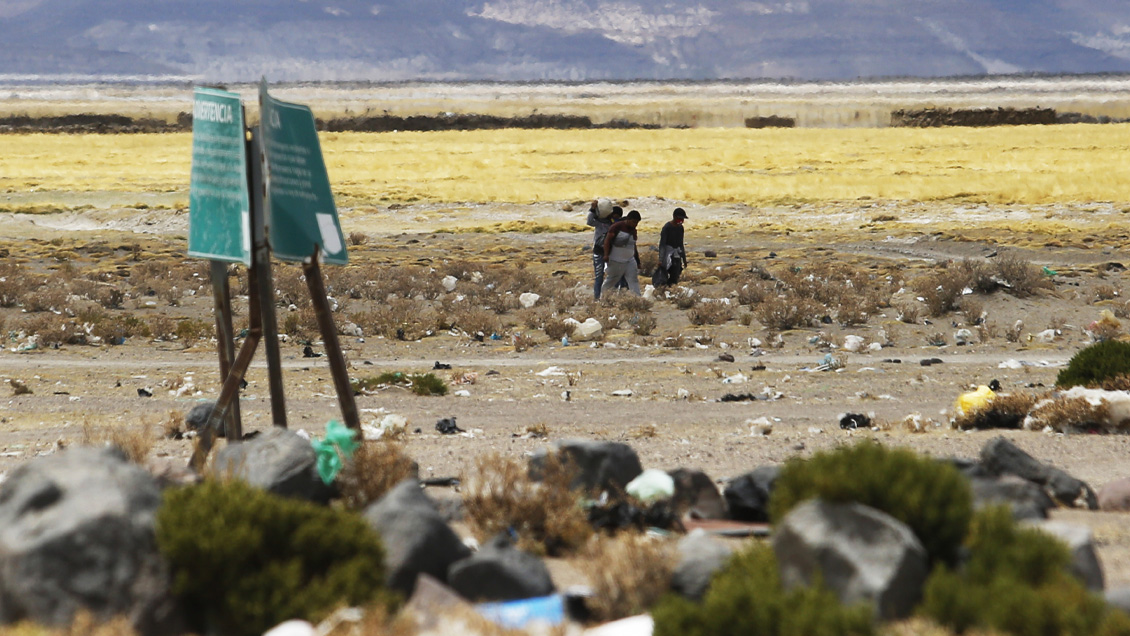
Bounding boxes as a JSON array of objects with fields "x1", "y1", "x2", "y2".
[{"x1": 586, "y1": 199, "x2": 623, "y2": 299}]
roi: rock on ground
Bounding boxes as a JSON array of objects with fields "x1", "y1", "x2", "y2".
[
  {"x1": 670, "y1": 529, "x2": 734, "y2": 600},
  {"x1": 211, "y1": 427, "x2": 334, "y2": 504},
  {"x1": 448, "y1": 535, "x2": 555, "y2": 602},
  {"x1": 0, "y1": 447, "x2": 181, "y2": 635},
  {"x1": 980, "y1": 437, "x2": 1098, "y2": 509},
  {"x1": 363, "y1": 479, "x2": 472, "y2": 597},
  {"x1": 1024, "y1": 520, "x2": 1105, "y2": 591},
  {"x1": 773, "y1": 499, "x2": 928, "y2": 620},
  {"x1": 723, "y1": 465, "x2": 780, "y2": 522},
  {"x1": 532, "y1": 440, "x2": 643, "y2": 494}
]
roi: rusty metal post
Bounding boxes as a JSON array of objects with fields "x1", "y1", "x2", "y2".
[
  {"x1": 209, "y1": 260, "x2": 242, "y2": 440},
  {"x1": 303, "y1": 249, "x2": 360, "y2": 430}
]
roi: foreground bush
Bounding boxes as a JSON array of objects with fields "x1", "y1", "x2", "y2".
[
  {"x1": 920, "y1": 507, "x2": 1130, "y2": 636},
  {"x1": 651, "y1": 543, "x2": 874, "y2": 636},
  {"x1": 1057, "y1": 340, "x2": 1130, "y2": 388},
  {"x1": 769, "y1": 442, "x2": 972, "y2": 566},
  {"x1": 156, "y1": 479, "x2": 390, "y2": 636}
]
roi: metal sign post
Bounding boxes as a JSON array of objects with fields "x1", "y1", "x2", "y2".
[{"x1": 260, "y1": 81, "x2": 358, "y2": 430}]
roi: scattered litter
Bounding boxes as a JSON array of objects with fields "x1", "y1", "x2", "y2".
[
  {"x1": 611, "y1": 389, "x2": 634, "y2": 397},
  {"x1": 303, "y1": 345, "x2": 321, "y2": 358},
  {"x1": 748, "y1": 417, "x2": 773, "y2": 436},
  {"x1": 807, "y1": 427, "x2": 823, "y2": 434},
  {"x1": 310, "y1": 420, "x2": 359, "y2": 485},
  {"x1": 721, "y1": 392, "x2": 760, "y2": 402},
  {"x1": 998, "y1": 359, "x2": 1064, "y2": 369},
  {"x1": 676, "y1": 388, "x2": 690, "y2": 400},
  {"x1": 839, "y1": 413, "x2": 872, "y2": 430},
  {"x1": 954, "y1": 328, "x2": 974, "y2": 346},
  {"x1": 1031, "y1": 328, "x2": 1059, "y2": 344},
  {"x1": 954, "y1": 385, "x2": 996, "y2": 418},
  {"x1": 806, "y1": 353, "x2": 844, "y2": 372},
  {"x1": 842, "y1": 335, "x2": 865, "y2": 353},
  {"x1": 452, "y1": 372, "x2": 478, "y2": 385},
  {"x1": 716, "y1": 352, "x2": 735, "y2": 362},
  {"x1": 920, "y1": 358, "x2": 944, "y2": 366},
  {"x1": 362, "y1": 413, "x2": 407, "y2": 440},
  {"x1": 625, "y1": 469, "x2": 676, "y2": 502},
  {"x1": 518, "y1": 292, "x2": 541, "y2": 309},
  {"x1": 721, "y1": 373, "x2": 747, "y2": 384},
  {"x1": 137, "y1": 387, "x2": 153, "y2": 397},
  {"x1": 561, "y1": 390, "x2": 571, "y2": 401},
  {"x1": 867, "y1": 342, "x2": 883, "y2": 352},
  {"x1": 433, "y1": 361, "x2": 452, "y2": 370},
  {"x1": 1042, "y1": 266, "x2": 1057, "y2": 276},
  {"x1": 477, "y1": 594, "x2": 565, "y2": 630},
  {"x1": 486, "y1": 370, "x2": 501, "y2": 376},
  {"x1": 435, "y1": 417, "x2": 465, "y2": 435},
  {"x1": 536, "y1": 366, "x2": 566, "y2": 377},
  {"x1": 453, "y1": 390, "x2": 471, "y2": 398},
  {"x1": 442, "y1": 275, "x2": 458, "y2": 292}
]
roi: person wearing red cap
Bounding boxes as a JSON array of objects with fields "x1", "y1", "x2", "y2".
[{"x1": 654, "y1": 207, "x2": 688, "y2": 286}]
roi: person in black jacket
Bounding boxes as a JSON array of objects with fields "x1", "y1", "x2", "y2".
[{"x1": 654, "y1": 207, "x2": 688, "y2": 286}]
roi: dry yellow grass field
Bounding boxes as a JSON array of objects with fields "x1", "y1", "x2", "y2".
[{"x1": 2, "y1": 124, "x2": 1129, "y2": 209}]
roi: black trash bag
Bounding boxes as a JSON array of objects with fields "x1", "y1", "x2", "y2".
[
  {"x1": 436, "y1": 417, "x2": 465, "y2": 435},
  {"x1": 839, "y1": 413, "x2": 872, "y2": 430}
]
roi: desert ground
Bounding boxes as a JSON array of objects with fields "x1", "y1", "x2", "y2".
[{"x1": 3, "y1": 81, "x2": 1130, "y2": 601}]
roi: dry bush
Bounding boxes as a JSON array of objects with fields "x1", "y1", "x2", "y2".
[
  {"x1": 754, "y1": 295, "x2": 817, "y2": 331},
  {"x1": 580, "y1": 534, "x2": 676, "y2": 623},
  {"x1": 1025, "y1": 396, "x2": 1112, "y2": 433},
  {"x1": 632, "y1": 313, "x2": 657, "y2": 336},
  {"x1": 22, "y1": 285, "x2": 70, "y2": 313},
  {"x1": 913, "y1": 267, "x2": 969, "y2": 317},
  {"x1": 688, "y1": 300, "x2": 733, "y2": 325},
  {"x1": 0, "y1": 611, "x2": 141, "y2": 636},
  {"x1": 638, "y1": 250, "x2": 659, "y2": 276},
  {"x1": 896, "y1": 303, "x2": 921, "y2": 324},
  {"x1": 671, "y1": 289, "x2": 699, "y2": 310},
  {"x1": 959, "y1": 297, "x2": 985, "y2": 325},
  {"x1": 273, "y1": 264, "x2": 312, "y2": 307},
  {"x1": 281, "y1": 306, "x2": 319, "y2": 342},
  {"x1": 955, "y1": 259, "x2": 998, "y2": 294},
  {"x1": 994, "y1": 253, "x2": 1054, "y2": 297},
  {"x1": 581, "y1": 302, "x2": 620, "y2": 331},
  {"x1": 512, "y1": 332, "x2": 537, "y2": 352},
  {"x1": 348, "y1": 231, "x2": 369, "y2": 246},
  {"x1": 627, "y1": 424, "x2": 658, "y2": 439},
  {"x1": 952, "y1": 392, "x2": 1037, "y2": 430},
  {"x1": 20, "y1": 313, "x2": 85, "y2": 347},
  {"x1": 0, "y1": 262, "x2": 32, "y2": 307},
  {"x1": 835, "y1": 292, "x2": 880, "y2": 326},
  {"x1": 462, "y1": 452, "x2": 591, "y2": 556},
  {"x1": 517, "y1": 307, "x2": 554, "y2": 331},
  {"x1": 174, "y1": 318, "x2": 213, "y2": 348},
  {"x1": 90, "y1": 314, "x2": 150, "y2": 344},
  {"x1": 148, "y1": 313, "x2": 177, "y2": 341},
  {"x1": 440, "y1": 259, "x2": 480, "y2": 281},
  {"x1": 82, "y1": 422, "x2": 154, "y2": 464},
  {"x1": 1099, "y1": 375, "x2": 1130, "y2": 391},
  {"x1": 350, "y1": 298, "x2": 436, "y2": 340},
  {"x1": 734, "y1": 279, "x2": 772, "y2": 306},
  {"x1": 450, "y1": 305, "x2": 502, "y2": 338},
  {"x1": 1094, "y1": 284, "x2": 1120, "y2": 302},
  {"x1": 1005, "y1": 321, "x2": 1024, "y2": 343},
  {"x1": 604, "y1": 290, "x2": 653, "y2": 313},
  {"x1": 543, "y1": 316, "x2": 576, "y2": 340},
  {"x1": 338, "y1": 441, "x2": 419, "y2": 510}
]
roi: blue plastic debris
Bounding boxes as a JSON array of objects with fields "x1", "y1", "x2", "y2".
[{"x1": 475, "y1": 594, "x2": 565, "y2": 630}]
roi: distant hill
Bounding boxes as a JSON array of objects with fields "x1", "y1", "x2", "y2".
[{"x1": 1, "y1": 0, "x2": 1128, "y2": 81}]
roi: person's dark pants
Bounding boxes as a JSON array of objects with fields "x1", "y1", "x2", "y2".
[{"x1": 667, "y1": 260, "x2": 684, "y2": 286}]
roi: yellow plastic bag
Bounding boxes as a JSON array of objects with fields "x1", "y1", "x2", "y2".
[{"x1": 955, "y1": 385, "x2": 996, "y2": 417}]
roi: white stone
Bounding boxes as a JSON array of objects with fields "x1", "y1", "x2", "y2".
[
  {"x1": 611, "y1": 389, "x2": 634, "y2": 397},
  {"x1": 677, "y1": 388, "x2": 690, "y2": 400},
  {"x1": 519, "y1": 292, "x2": 540, "y2": 308},
  {"x1": 748, "y1": 417, "x2": 773, "y2": 436},
  {"x1": 868, "y1": 342, "x2": 883, "y2": 352},
  {"x1": 843, "y1": 335, "x2": 865, "y2": 353},
  {"x1": 442, "y1": 275, "x2": 458, "y2": 292},
  {"x1": 454, "y1": 390, "x2": 471, "y2": 398}
]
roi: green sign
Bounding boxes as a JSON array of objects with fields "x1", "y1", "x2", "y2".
[
  {"x1": 260, "y1": 81, "x2": 347, "y2": 265},
  {"x1": 188, "y1": 87, "x2": 251, "y2": 264}
]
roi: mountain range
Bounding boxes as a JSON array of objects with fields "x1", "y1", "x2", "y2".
[{"x1": 1, "y1": 0, "x2": 1128, "y2": 81}]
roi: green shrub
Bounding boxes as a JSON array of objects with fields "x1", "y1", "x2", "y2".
[
  {"x1": 769, "y1": 442, "x2": 972, "y2": 566},
  {"x1": 156, "y1": 480, "x2": 391, "y2": 636},
  {"x1": 353, "y1": 371, "x2": 448, "y2": 396},
  {"x1": 651, "y1": 543, "x2": 874, "y2": 636},
  {"x1": 1057, "y1": 340, "x2": 1130, "y2": 388},
  {"x1": 919, "y1": 506, "x2": 1130, "y2": 636}
]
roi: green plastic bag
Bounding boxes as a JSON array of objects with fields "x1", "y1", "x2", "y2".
[{"x1": 311, "y1": 420, "x2": 359, "y2": 484}]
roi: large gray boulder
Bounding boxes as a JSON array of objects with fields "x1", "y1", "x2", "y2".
[
  {"x1": 670, "y1": 529, "x2": 733, "y2": 600},
  {"x1": 723, "y1": 465, "x2": 780, "y2": 522},
  {"x1": 448, "y1": 535, "x2": 555, "y2": 602},
  {"x1": 0, "y1": 447, "x2": 180, "y2": 635},
  {"x1": 970, "y1": 474, "x2": 1056, "y2": 520},
  {"x1": 669, "y1": 469, "x2": 727, "y2": 520},
  {"x1": 363, "y1": 479, "x2": 471, "y2": 597},
  {"x1": 981, "y1": 437, "x2": 1098, "y2": 509},
  {"x1": 531, "y1": 440, "x2": 642, "y2": 494},
  {"x1": 1098, "y1": 477, "x2": 1130, "y2": 512},
  {"x1": 1023, "y1": 520, "x2": 1105, "y2": 591},
  {"x1": 211, "y1": 427, "x2": 333, "y2": 504},
  {"x1": 773, "y1": 500, "x2": 928, "y2": 620}
]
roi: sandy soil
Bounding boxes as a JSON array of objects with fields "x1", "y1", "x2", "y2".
[{"x1": 4, "y1": 197, "x2": 1130, "y2": 586}]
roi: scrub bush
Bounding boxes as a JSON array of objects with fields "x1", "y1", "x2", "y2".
[
  {"x1": 651, "y1": 543, "x2": 874, "y2": 636},
  {"x1": 919, "y1": 506, "x2": 1130, "y2": 636},
  {"x1": 1057, "y1": 340, "x2": 1130, "y2": 388},
  {"x1": 769, "y1": 442, "x2": 972, "y2": 566},
  {"x1": 156, "y1": 479, "x2": 390, "y2": 636}
]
